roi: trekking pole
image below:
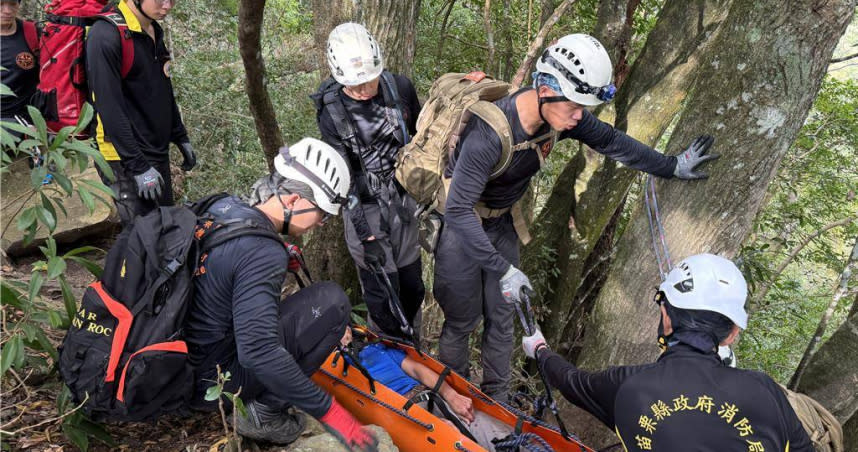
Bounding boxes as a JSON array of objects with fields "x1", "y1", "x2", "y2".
[
  {"x1": 369, "y1": 262, "x2": 422, "y2": 355},
  {"x1": 518, "y1": 288, "x2": 572, "y2": 441}
]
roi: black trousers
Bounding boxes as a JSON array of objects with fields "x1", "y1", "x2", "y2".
[
  {"x1": 97, "y1": 159, "x2": 174, "y2": 226},
  {"x1": 216, "y1": 282, "x2": 350, "y2": 411}
]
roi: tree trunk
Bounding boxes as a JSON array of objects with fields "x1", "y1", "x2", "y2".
[
  {"x1": 522, "y1": 0, "x2": 730, "y2": 353},
  {"x1": 793, "y1": 255, "x2": 858, "y2": 425},
  {"x1": 305, "y1": 1, "x2": 421, "y2": 298},
  {"x1": 592, "y1": 0, "x2": 641, "y2": 88},
  {"x1": 238, "y1": 0, "x2": 285, "y2": 170},
  {"x1": 576, "y1": 0, "x2": 855, "y2": 372}
]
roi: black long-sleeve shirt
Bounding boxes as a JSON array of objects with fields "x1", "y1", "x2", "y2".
[
  {"x1": 537, "y1": 344, "x2": 812, "y2": 451},
  {"x1": 1, "y1": 19, "x2": 39, "y2": 118},
  {"x1": 184, "y1": 196, "x2": 331, "y2": 418},
  {"x1": 85, "y1": 2, "x2": 188, "y2": 175},
  {"x1": 444, "y1": 88, "x2": 677, "y2": 275},
  {"x1": 317, "y1": 73, "x2": 420, "y2": 240}
]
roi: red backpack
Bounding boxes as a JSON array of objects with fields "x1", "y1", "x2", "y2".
[
  {"x1": 36, "y1": 0, "x2": 134, "y2": 135},
  {"x1": 21, "y1": 20, "x2": 40, "y2": 57}
]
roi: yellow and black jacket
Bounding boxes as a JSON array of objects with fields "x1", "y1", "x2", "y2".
[
  {"x1": 85, "y1": 1, "x2": 188, "y2": 175},
  {"x1": 537, "y1": 344, "x2": 812, "y2": 451}
]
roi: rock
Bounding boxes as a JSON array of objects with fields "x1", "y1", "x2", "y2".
[
  {"x1": 287, "y1": 421, "x2": 397, "y2": 452},
  {"x1": 1, "y1": 158, "x2": 117, "y2": 256}
]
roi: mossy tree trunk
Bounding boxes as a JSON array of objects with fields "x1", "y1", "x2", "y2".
[
  {"x1": 576, "y1": 0, "x2": 854, "y2": 368},
  {"x1": 521, "y1": 0, "x2": 730, "y2": 358},
  {"x1": 795, "y1": 293, "x2": 858, "y2": 426}
]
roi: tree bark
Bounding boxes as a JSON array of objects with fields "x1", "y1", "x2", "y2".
[
  {"x1": 577, "y1": 0, "x2": 856, "y2": 373},
  {"x1": 592, "y1": 0, "x2": 641, "y2": 89},
  {"x1": 238, "y1": 0, "x2": 285, "y2": 170},
  {"x1": 483, "y1": 0, "x2": 496, "y2": 73},
  {"x1": 311, "y1": 0, "x2": 358, "y2": 78},
  {"x1": 790, "y1": 238, "x2": 858, "y2": 391}
]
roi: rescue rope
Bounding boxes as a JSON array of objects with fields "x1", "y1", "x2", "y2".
[
  {"x1": 643, "y1": 174, "x2": 672, "y2": 279},
  {"x1": 493, "y1": 432, "x2": 555, "y2": 452},
  {"x1": 317, "y1": 368, "x2": 435, "y2": 431}
]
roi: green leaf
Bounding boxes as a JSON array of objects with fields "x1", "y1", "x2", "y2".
[
  {"x1": 62, "y1": 422, "x2": 90, "y2": 452},
  {"x1": 0, "y1": 282, "x2": 24, "y2": 310},
  {"x1": 79, "y1": 177, "x2": 115, "y2": 199},
  {"x1": 0, "y1": 335, "x2": 20, "y2": 375},
  {"x1": 67, "y1": 256, "x2": 103, "y2": 278},
  {"x1": 35, "y1": 206, "x2": 57, "y2": 232},
  {"x1": 28, "y1": 271, "x2": 44, "y2": 304},
  {"x1": 75, "y1": 418, "x2": 115, "y2": 446},
  {"x1": 50, "y1": 126, "x2": 73, "y2": 152},
  {"x1": 78, "y1": 187, "x2": 95, "y2": 213},
  {"x1": 59, "y1": 275, "x2": 78, "y2": 322},
  {"x1": 204, "y1": 385, "x2": 222, "y2": 401},
  {"x1": 233, "y1": 396, "x2": 247, "y2": 418},
  {"x1": 0, "y1": 83, "x2": 13, "y2": 96},
  {"x1": 27, "y1": 105, "x2": 48, "y2": 143},
  {"x1": 1, "y1": 121, "x2": 36, "y2": 137},
  {"x1": 47, "y1": 256, "x2": 67, "y2": 279},
  {"x1": 34, "y1": 329, "x2": 59, "y2": 361},
  {"x1": 21, "y1": 323, "x2": 36, "y2": 342},
  {"x1": 40, "y1": 192, "x2": 58, "y2": 225},
  {"x1": 13, "y1": 335, "x2": 26, "y2": 368},
  {"x1": 17, "y1": 206, "x2": 37, "y2": 231},
  {"x1": 48, "y1": 309, "x2": 66, "y2": 329},
  {"x1": 57, "y1": 385, "x2": 71, "y2": 413},
  {"x1": 74, "y1": 103, "x2": 94, "y2": 135},
  {"x1": 53, "y1": 172, "x2": 73, "y2": 195},
  {"x1": 64, "y1": 246, "x2": 104, "y2": 257},
  {"x1": 30, "y1": 165, "x2": 47, "y2": 188}
]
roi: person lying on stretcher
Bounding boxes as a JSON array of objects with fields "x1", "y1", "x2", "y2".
[{"x1": 340, "y1": 326, "x2": 475, "y2": 423}]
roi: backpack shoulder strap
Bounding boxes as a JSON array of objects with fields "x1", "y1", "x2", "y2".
[
  {"x1": 199, "y1": 221, "x2": 286, "y2": 254},
  {"x1": 379, "y1": 70, "x2": 410, "y2": 143},
  {"x1": 22, "y1": 21, "x2": 39, "y2": 56},
  {"x1": 185, "y1": 192, "x2": 232, "y2": 216},
  {"x1": 468, "y1": 100, "x2": 514, "y2": 180},
  {"x1": 95, "y1": 12, "x2": 135, "y2": 78}
]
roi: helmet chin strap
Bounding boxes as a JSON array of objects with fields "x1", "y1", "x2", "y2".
[
  {"x1": 134, "y1": 0, "x2": 156, "y2": 22},
  {"x1": 536, "y1": 92, "x2": 569, "y2": 128}
]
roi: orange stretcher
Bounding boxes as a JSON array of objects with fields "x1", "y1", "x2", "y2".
[{"x1": 311, "y1": 326, "x2": 594, "y2": 452}]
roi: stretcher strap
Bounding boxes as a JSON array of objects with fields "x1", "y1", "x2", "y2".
[
  {"x1": 427, "y1": 366, "x2": 451, "y2": 414},
  {"x1": 318, "y1": 368, "x2": 434, "y2": 431}
]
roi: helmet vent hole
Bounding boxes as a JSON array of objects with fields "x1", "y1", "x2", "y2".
[
  {"x1": 573, "y1": 60, "x2": 580, "y2": 66},
  {"x1": 719, "y1": 279, "x2": 730, "y2": 285},
  {"x1": 579, "y1": 68, "x2": 585, "y2": 75},
  {"x1": 673, "y1": 279, "x2": 694, "y2": 293}
]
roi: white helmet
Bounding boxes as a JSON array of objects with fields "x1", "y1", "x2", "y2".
[
  {"x1": 535, "y1": 34, "x2": 615, "y2": 106},
  {"x1": 326, "y1": 22, "x2": 384, "y2": 86},
  {"x1": 273, "y1": 138, "x2": 351, "y2": 215},
  {"x1": 659, "y1": 254, "x2": 749, "y2": 329}
]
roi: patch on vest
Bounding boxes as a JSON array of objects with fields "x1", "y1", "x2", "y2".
[
  {"x1": 16, "y1": 52, "x2": 35, "y2": 70},
  {"x1": 540, "y1": 140, "x2": 554, "y2": 159}
]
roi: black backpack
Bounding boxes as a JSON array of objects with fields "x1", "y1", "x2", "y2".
[{"x1": 58, "y1": 193, "x2": 285, "y2": 422}]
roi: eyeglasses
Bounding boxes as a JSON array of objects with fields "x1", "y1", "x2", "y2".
[
  {"x1": 540, "y1": 51, "x2": 616, "y2": 102},
  {"x1": 290, "y1": 201, "x2": 331, "y2": 225}
]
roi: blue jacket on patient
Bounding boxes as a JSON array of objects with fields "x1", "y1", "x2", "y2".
[{"x1": 359, "y1": 343, "x2": 419, "y2": 395}]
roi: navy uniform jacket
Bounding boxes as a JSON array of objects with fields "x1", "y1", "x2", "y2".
[{"x1": 537, "y1": 344, "x2": 812, "y2": 451}]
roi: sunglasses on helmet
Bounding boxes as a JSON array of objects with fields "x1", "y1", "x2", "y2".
[{"x1": 540, "y1": 52, "x2": 617, "y2": 103}]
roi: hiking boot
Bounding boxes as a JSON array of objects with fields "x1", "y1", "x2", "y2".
[{"x1": 233, "y1": 400, "x2": 306, "y2": 445}]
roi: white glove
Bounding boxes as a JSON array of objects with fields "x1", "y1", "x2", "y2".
[
  {"x1": 522, "y1": 329, "x2": 547, "y2": 359},
  {"x1": 499, "y1": 265, "x2": 532, "y2": 304}
]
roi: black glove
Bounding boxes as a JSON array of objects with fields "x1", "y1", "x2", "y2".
[
  {"x1": 362, "y1": 239, "x2": 386, "y2": 268},
  {"x1": 133, "y1": 167, "x2": 164, "y2": 201},
  {"x1": 177, "y1": 141, "x2": 196, "y2": 171},
  {"x1": 673, "y1": 135, "x2": 718, "y2": 179}
]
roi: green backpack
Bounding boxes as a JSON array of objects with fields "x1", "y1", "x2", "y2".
[{"x1": 394, "y1": 72, "x2": 554, "y2": 211}]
